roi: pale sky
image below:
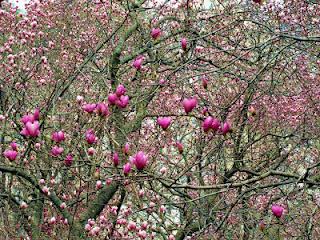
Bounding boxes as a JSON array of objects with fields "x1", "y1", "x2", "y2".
[{"x1": 8, "y1": 0, "x2": 29, "y2": 11}]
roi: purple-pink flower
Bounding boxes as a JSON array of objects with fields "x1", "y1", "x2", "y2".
[
  {"x1": 82, "y1": 103, "x2": 97, "y2": 113},
  {"x1": 133, "y1": 56, "x2": 143, "y2": 70},
  {"x1": 116, "y1": 95, "x2": 129, "y2": 108},
  {"x1": 21, "y1": 121, "x2": 40, "y2": 137},
  {"x1": 271, "y1": 204, "x2": 284, "y2": 218},
  {"x1": 211, "y1": 118, "x2": 220, "y2": 131},
  {"x1": 115, "y1": 84, "x2": 126, "y2": 97},
  {"x1": 151, "y1": 28, "x2": 161, "y2": 39},
  {"x1": 96, "y1": 103, "x2": 109, "y2": 117},
  {"x1": 202, "y1": 116, "x2": 213, "y2": 132},
  {"x1": 157, "y1": 117, "x2": 171, "y2": 130},
  {"x1": 3, "y1": 149, "x2": 18, "y2": 161},
  {"x1": 182, "y1": 97, "x2": 197, "y2": 114},
  {"x1": 132, "y1": 151, "x2": 148, "y2": 170},
  {"x1": 85, "y1": 129, "x2": 97, "y2": 144},
  {"x1": 51, "y1": 146, "x2": 64, "y2": 157},
  {"x1": 123, "y1": 162, "x2": 132, "y2": 175},
  {"x1": 113, "y1": 152, "x2": 119, "y2": 166},
  {"x1": 108, "y1": 93, "x2": 118, "y2": 105},
  {"x1": 64, "y1": 154, "x2": 73, "y2": 166},
  {"x1": 52, "y1": 131, "x2": 65, "y2": 143},
  {"x1": 181, "y1": 38, "x2": 187, "y2": 50},
  {"x1": 221, "y1": 122, "x2": 231, "y2": 135}
]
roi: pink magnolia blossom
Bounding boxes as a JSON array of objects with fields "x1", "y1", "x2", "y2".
[
  {"x1": 85, "y1": 129, "x2": 97, "y2": 144},
  {"x1": 35, "y1": 142, "x2": 41, "y2": 150},
  {"x1": 96, "y1": 103, "x2": 109, "y2": 117},
  {"x1": 201, "y1": 75, "x2": 208, "y2": 89},
  {"x1": 85, "y1": 224, "x2": 92, "y2": 232},
  {"x1": 82, "y1": 103, "x2": 97, "y2": 113},
  {"x1": 271, "y1": 204, "x2": 284, "y2": 218},
  {"x1": 49, "y1": 217, "x2": 56, "y2": 225},
  {"x1": 21, "y1": 121, "x2": 40, "y2": 137},
  {"x1": 60, "y1": 202, "x2": 67, "y2": 209},
  {"x1": 221, "y1": 122, "x2": 231, "y2": 135},
  {"x1": 149, "y1": 201, "x2": 156, "y2": 208},
  {"x1": 21, "y1": 108, "x2": 40, "y2": 125},
  {"x1": 88, "y1": 147, "x2": 95, "y2": 156},
  {"x1": 20, "y1": 202, "x2": 28, "y2": 209},
  {"x1": 202, "y1": 116, "x2": 214, "y2": 132},
  {"x1": 117, "y1": 218, "x2": 127, "y2": 225},
  {"x1": 141, "y1": 222, "x2": 148, "y2": 230},
  {"x1": 123, "y1": 162, "x2": 132, "y2": 175},
  {"x1": 3, "y1": 149, "x2": 18, "y2": 161},
  {"x1": 151, "y1": 28, "x2": 161, "y2": 39},
  {"x1": 116, "y1": 95, "x2": 129, "y2": 108},
  {"x1": 139, "y1": 189, "x2": 145, "y2": 197},
  {"x1": 159, "y1": 78, "x2": 166, "y2": 85},
  {"x1": 42, "y1": 186, "x2": 49, "y2": 195},
  {"x1": 211, "y1": 118, "x2": 221, "y2": 131},
  {"x1": 96, "y1": 180, "x2": 103, "y2": 190},
  {"x1": 64, "y1": 154, "x2": 73, "y2": 166},
  {"x1": 157, "y1": 117, "x2": 171, "y2": 130},
  {"x1": 76, "y1": 95, "x2": 84, "y2": 104},
  {"x1": 51, "y1": 146, "x2": 64, "y2": 157},
  {"x1": 123, "y1": 143, "x2": 130, "y2": 155},
  {"x1": 88, "y1": 219, "x2": 95, "y2": 226},
  {"x1": 168, "y1": 235, "x2": 175, "y2": 240},
  {"x1": 41, "y1": 56, "x2": 48, "y2": 64},
  {"x1": 133, "y1": 56, "x2": 143, "y2": 70},
  {"x1": 176, "y1": 141, "x2": 183, "y2": 154},
  {"x1": 89, "y1": 226, "x2": 101, "y2": 236},
  {"x1": 133, "y1": 151, "x2": 148, "y2": 170},
  {"x1": 33, "y1": 108, "x2": 40, "y2": 120},
  {"x1": 128, "y1": 221, "x2": 136, "y2": 231},
  {"x1": 10, "y1": 142, "x2": 18, "y2": 150},
  {"x1": 115, "y1": 84, "x2": 126, "y2": 97},
  {"x1": 21, "y1": 114, "x2": 35, "y2": 124},
  {"x1": 51, "y1": 131, "x2": 65, "y2": 143},
  {"x1": 181, "y1": 38, "x2": 187, "y2": 50},
  {"x1": 138, "y1": 230, "x2": 147, "y2": 239},
  {"x1": 106, "y1": 178, "x2": 112, "y2": 185},
  {"x1": 160, "y1": 167, "x2": 167, "y2": 174},
  {"x1": 113, "y1": 152, "x2": 119, "y2": 166},
  {"x1": 99, "y1": 215, "x2": 107, "y2": 224},
  {"x1": 108, "y1": 93, "x2": 118, "y2": 105},
  {"x1": 110, "y1": 206, "x2": 118, "y2": 215},
  {"x1": 182, "y1": 97, "x2": 197, "y2": 114},
  {"x1": 160, "y1": 205, "x2": 166, "y2": 213}
]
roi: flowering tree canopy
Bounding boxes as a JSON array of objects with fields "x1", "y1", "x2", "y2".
[{"x1": 0, "y1": 0, "x2": 319, "y2": 239}]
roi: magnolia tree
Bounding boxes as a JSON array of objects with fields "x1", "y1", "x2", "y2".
[{"x1": 0, "y1": 0, "x2": 320, "y2": 239}]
